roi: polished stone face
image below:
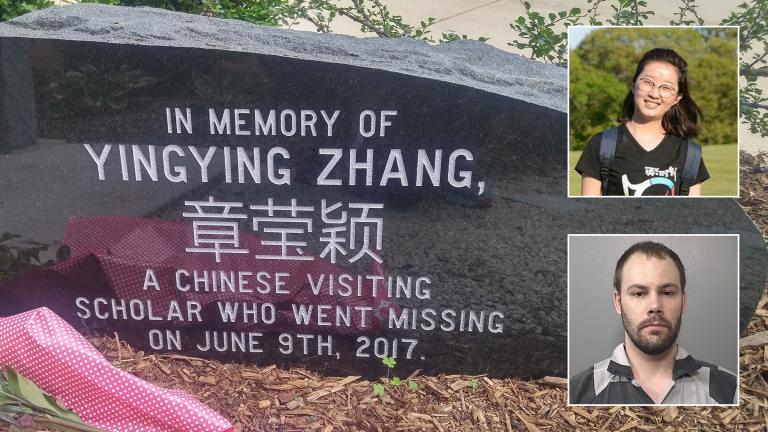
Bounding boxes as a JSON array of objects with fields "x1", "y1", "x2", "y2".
[{"x1": 0, "y1": 34, "x2": 764, "y2": 378}]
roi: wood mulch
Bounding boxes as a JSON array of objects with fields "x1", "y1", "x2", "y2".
[{"x1": 87, "y1": 152, "x2": 768, "y2": 431}]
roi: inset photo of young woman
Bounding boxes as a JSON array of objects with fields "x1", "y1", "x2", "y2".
[{"x1": 567, "y1": 27, "x2": 739, "y2": 197}]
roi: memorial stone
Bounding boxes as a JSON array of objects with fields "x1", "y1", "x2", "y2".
[{"x1": 0, "y1": 4, "x2": 765, "y2": 378}]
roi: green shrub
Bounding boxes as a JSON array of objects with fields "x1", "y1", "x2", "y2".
[{"x1": 0, "y1": 0, "x2": 53, "y2": 22}]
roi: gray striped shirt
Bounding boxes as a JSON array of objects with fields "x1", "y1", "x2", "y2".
[{"x1": 569, "y1": 344, "x2": 737, "y2": 405}]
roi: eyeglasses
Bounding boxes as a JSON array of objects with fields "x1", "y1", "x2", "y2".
[{"x1": 635, "y1": 78, "x2": 678, "y2": 99}]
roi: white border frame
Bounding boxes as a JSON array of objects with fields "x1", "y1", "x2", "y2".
[
  {"x1": 566, "y1": 25, "x2": 741, "y2": 198},
  {"x1": 566, "y1": 233, "x2": 740, "y2": 407}
]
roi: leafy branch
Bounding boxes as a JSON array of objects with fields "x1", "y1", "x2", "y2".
[
  {"x1": 722, "y1": 0, "x2": 768, "y2": 136},
  {"x1": 285, "y1": 0, "x2": 482, "y2": 43},
  {"x1": 508, "y1": 1, "x2": 584, "y2": 66},
  {"x1": 722, "y1": 0, "x2": 768, "y2": 71},
  {"x1": 585, "y1": 0, "x2": 607, "y2": 24},
  {"x1": 606, "y1": 0, "x2": 654, "y2": 25},
  {"x1": 671, "y1": 0, "x2": 704, "y2": 25},
  {"x1": 741, "y1": 75, "x2": 768, "y2": 136}
]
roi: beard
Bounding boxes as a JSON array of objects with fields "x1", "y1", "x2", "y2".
[{"x1": 622, "y1": 311, "x2": 682, "y2": 356}]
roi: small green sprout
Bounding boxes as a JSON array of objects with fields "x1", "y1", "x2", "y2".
[
  {"x1": 468, "y1": 378, "x2": 480, "y2": 392},
  {"x1": 372, "y1": 356, "x2": 406, "y2": 398},
  {"x1": 382, "y1": 356, "x2": 396, "y2": 384},
  {"x1": 408, "y1": 379, "x2": 419, "y2": 391},
  {"x1": 382, "y1": 356, "x2": 396, "y2": 369}
]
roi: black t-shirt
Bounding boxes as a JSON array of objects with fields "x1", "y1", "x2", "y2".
[{"x1": 575, "y1": 124, "x2": 710, "y2": 196}]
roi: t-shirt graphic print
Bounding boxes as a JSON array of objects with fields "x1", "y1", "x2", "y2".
[
  {"x1": 575, "y1": 124, "x2": 709, "y2": 196},
  {"x1": 622, "y1": 165, "x2": 678, "y2": 196}
]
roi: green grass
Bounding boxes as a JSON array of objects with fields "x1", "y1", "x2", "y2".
[{"x1": 569, "y1": 143, "x2": 738, "y2": 196}]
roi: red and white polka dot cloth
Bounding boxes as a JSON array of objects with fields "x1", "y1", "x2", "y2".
[{"x1": 0, "y1": 307, "x2": 234, "y2": 432}]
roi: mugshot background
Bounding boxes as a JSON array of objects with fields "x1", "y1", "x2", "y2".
[{"x1": 568, "y1": 235, "x2": 738, "y2": 377}]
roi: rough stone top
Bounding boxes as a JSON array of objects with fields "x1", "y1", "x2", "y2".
[{"x1": 0, "y1": 4, "x2": 565, "y2": 112}]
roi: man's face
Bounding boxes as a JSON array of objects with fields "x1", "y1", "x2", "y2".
[{"x1": 613, "y1": 253, "x2": 686, "y2": 356}]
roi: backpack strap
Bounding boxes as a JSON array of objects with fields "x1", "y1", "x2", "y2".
[
  {"x1": 679, "y1": 141, "x2": 702, "y2": 196},
  {"x1": 598, "y1": 127, "x2": 619, "y2": 196}
]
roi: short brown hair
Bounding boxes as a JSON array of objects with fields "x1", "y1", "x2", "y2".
[{"x1": 613, "y1": 241, "x2": 686, "y2": 292}]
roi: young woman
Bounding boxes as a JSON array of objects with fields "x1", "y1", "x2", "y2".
[{"x1": 575, "y1": 48, "x2": 709, "y2": 196}]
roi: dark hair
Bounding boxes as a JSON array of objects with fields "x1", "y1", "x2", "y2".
[
  {"x1": 621, "y1": 48, "x2": 703, "y2": 139},
  {"x1": 613, "y1": 241, "x2": 686, "y2": 292}
]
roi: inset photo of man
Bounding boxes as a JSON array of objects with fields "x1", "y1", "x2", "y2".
[{"x1": 568, "y1": 235, "x2": 738, "y2": 405}]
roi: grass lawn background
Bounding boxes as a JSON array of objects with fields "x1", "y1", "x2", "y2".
[{"x1": 568, "y1": 143, "x2": 738, "y2": 196}]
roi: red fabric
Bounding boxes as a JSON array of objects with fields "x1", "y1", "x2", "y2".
[{"x1": 0, "y1": 307, "x2": 234, "y2": 432}]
